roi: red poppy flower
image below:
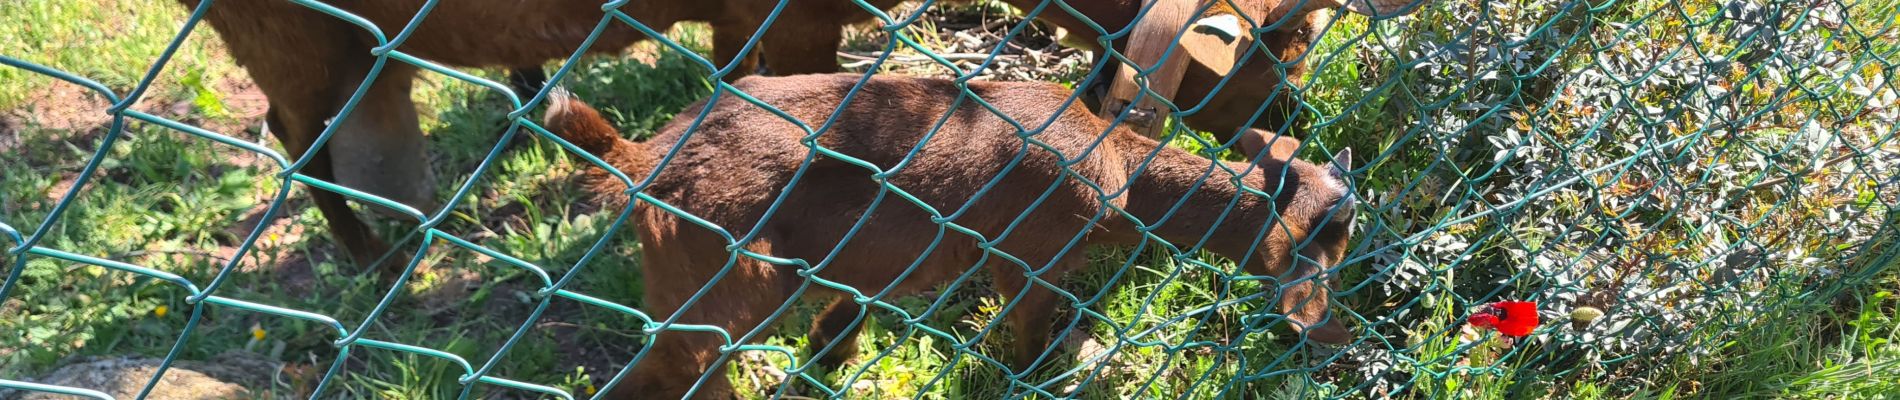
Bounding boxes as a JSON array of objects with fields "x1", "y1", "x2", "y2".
[{"x1": 1467, "y1": 301, "x2": 1539, "y2": 337}]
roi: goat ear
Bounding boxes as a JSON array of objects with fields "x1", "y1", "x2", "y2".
[
  {"x1": 1329, "y1": 147, "x2": 1352, "y2": 180},
  {"x1": 1338, "y1": 0, "x2": 1426, "y2": 18},
  {"x1": 1241, "y1": 128, "x2": 1301, "y2": 163}
]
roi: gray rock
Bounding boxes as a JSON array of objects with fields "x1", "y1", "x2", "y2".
[{"x1": 3, "y1": 352, "x2": 283, "y2": 400}]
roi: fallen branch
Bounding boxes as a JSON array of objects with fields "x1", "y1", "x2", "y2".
[
  {"x1": 839, "y1": 51, "x2": 1030, "y2": 70},
  {"x1": 837, "y1": 51, "x2": 1017, "y2": 62}
]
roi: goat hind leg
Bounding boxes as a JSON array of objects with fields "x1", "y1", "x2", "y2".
[
  {"x1": 497, "y1": 67, "x2": 548, "y2": 150},
  {"x1": 507, "y1": 67, "x2": 548, "y2": 100}
]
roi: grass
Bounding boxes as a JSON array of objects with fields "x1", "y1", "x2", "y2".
[{"x1": 3, "y1": 0, "x2": 1898, "y2": 399}]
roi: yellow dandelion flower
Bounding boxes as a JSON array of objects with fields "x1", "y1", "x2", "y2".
[
  {"x1": 584, "y1": 384, "x2": 597, "y2": 396},
  {"x1": 251, "y1": 326, "x2": 268, "y2": 341},
  {"x1": 154, "y1": 305, "x2": 169, "y2": 318}
]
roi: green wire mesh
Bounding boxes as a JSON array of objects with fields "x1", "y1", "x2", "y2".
[{"x1": 2, "y1": 0, "x2": 1896, "y2": 398}]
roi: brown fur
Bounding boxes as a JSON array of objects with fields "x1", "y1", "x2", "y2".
[{"x1": 546, "y1": 74, "x2": 1357, "y2": 399}]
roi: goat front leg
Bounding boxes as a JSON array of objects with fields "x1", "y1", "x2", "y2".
[
  {"x1": 711, "y1": 22, "x2": 764, "y2": 82},
  {"x1": 611, "y1": 237, "x2": 798, "y2": 400},
  {"x1": 267, "y1": 107, "x2": 407, "y2": 276},
  {"x1": 989, "y1": 261, "x2": 1069, "y2": 376},
  {"x1": 323, "y1": 63, "x2": 439, "y2": 217},
  {"x1": 757, "y1": 18, "x2": 843, "y2": 76},
  {"x1": 614, "y1": 330, "x2": 742, "y2": 400},
  {"x1": 189, "y1": 0, "x2": 415, "y2": 275},
  {"x1": 807, "y1": 296, "x2": 868, "y2": 372}
]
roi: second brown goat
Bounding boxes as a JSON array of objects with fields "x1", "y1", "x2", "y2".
[
  {"x1": 546, "y1": 73, "x2": 1359, "y2": 399},
  {"x1": 178, "y1": 0, "x2": 903, "y2": 274}
]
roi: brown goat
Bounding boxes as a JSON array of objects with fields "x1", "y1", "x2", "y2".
[
  {"x1": 1000, "y1": 0, "x2": 1419, "y2": 152},
  {"x1": 544, "y1": 74, "x2": 1357, "y2": 399},
  {"x1": 180, "y1": 0, "x2": 902, "y2": 272}
]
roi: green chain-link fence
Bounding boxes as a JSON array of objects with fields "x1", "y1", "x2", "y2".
[{"x1": 2, "y1": 0, "x2": 1897, "y2": 398}]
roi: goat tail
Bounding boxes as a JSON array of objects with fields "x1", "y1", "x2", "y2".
[
  {"x1": 543, "y1": 87, "x2": 631, "y2": 158},
  {"x1": 543, "y1": 88, "x2": 657, "y2": 206}
]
